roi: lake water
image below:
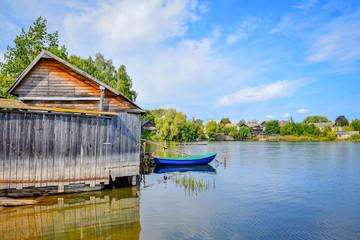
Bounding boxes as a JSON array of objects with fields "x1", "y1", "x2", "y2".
[{"x1": 1, "y1": 141, "x2": 360, "y2": 239}]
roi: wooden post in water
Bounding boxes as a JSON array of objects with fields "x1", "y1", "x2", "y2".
[
  {"x1": 224, "y1": 157, "x2": 226, "y2": 168},
  {"x1": 143, "y1": 141, "x2": 146, "y2": 165}
]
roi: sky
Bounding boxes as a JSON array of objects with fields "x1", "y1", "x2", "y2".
[{"x1": 0, "y1": 0, "x2": 359, "y2": 123}]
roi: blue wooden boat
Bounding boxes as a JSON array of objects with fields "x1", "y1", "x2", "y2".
[{"x1": 154, "y1": 153, "x2": 217, "y2": 166}]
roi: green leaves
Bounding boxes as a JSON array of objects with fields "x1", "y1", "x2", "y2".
[
  {"x1": 1, "y1": 16, "x2": 68, "y2": 80},
  {"x1": 68, "y1": 55, "x2": 138, "y2": 102},
  {"x1": 265, "y1": 120, "x2": 280, "y2": 134},
  {"x1": 303, "y1": 115, "x2": 329, "y2": 123}
]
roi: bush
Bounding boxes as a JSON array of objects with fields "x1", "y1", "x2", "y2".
[
  {"x1": 239, "y1": 127, "x2": 252, "y2": 140},
  {"x1": 348, "y1": 134, "x2": 360, "y2": 141},
  {"x1": 350, "y1": 119, "x2": 360, "y2": 131},
  {"x1": 280, "y1": 123, "x2": 293, "y2": 135},
  {"x1": 223, "y1": 127, "x2": 231, "y2": 135},
  {"x1": 265, "y1": 120, "x2": 280, "y2": 134}
]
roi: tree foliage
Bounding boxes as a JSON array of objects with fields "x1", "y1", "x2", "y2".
[
  {"x1": 303, "y1": 115, "x2": 329, "y2": 123},
  {"x1": 68, "y1": 54, "x2": 137, "y2": 101},
  {"x1": 0, "y1": 74, "x2": 17, "y2": 99},
  {"x1": 152, "y1": 108, "x2": 204, "y2": 141},
  {"x1": 205, "y1": 120, "x2": 219, "y2": 141},
  {"x1": 141, "y1": 109, "x2": 155, "y2": 125},
  {"x1": 335, "y1": 115, "x2": 349, "y2": 127},
  {"x1": 350, "y1": 119, "x2": 360, "y2": 131},
  {"x1": 265, "y1": 120, "x2": 280, "y2": 134},
  {"x1": 221, "y1": 118, "x2": 231, "y2": 125},
  {"x1": 238, "y1": 127, "x2": 252, "y2": 140},
  {"x1": 238, "y1": 119, "x2": 245, "y2": 125},
  {"x1": 281, "y1": 122, "x2": 320, "y2": 137},
  {"x1": 0, "y1": 16, "x2": 68, "y2": 97}
]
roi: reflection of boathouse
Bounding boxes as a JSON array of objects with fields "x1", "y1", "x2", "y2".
[
  {"x1": 0, "y1": 188, "x2": 141, "y2": 239},
  {"x1": 0, "y1": 50, "x2": 144, "y2": 196}
]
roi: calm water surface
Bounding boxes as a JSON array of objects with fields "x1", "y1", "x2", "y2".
[{"x1": 1, "y1": 142, "x2": 360, "y2": 239}]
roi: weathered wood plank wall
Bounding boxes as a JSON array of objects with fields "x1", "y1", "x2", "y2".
[{"x1": 0, "y1": 110, "x2": 141, "y2": 193}]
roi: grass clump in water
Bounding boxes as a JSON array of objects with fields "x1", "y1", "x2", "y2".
[{"x1": 173, "y1": 173, "x2": 215, "y2": 195}]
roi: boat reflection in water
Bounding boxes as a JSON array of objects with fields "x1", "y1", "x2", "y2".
[
  {"x1": 154, "y1": 164, "x2": 216, "y2": 174},
  {"x1": 0, "y1": 187, "x2": 140, "y2": 239}
]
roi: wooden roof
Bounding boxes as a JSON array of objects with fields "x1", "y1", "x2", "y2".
[{"x1": 7, "y1": 50, "x2": 144, "y2": 114}]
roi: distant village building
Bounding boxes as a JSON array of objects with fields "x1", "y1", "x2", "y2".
[
  {"x1": 1, "y1": 50, "x2": 144, "y2": 196},
  {"x1": 220, "y1": 120, "x2": 226, "y2": 128},
  {"x1": 141, "y1": 120, "x2": 157, "y2": 134},
  {"x1": 240, "y1": 123, "x2": 264, "y2": 137},
  {"x1": 313, "y1": 122, "x2": 337, "y2": 131},
  {"x1": 225, "y1": 123, "x2": 239, "y2": 130}
]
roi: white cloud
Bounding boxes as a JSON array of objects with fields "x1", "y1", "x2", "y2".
[
  {"x1": 216, "y1": 80, "x2": 304, "y2": 107},
  {"x1": 227, "y1": 17, "x2": 260, "y2": 44},
  {"x1": 296, "y1": 108, "x2": 310, "y2": 114},
  {"x1": 0, "y1": 53, "x2": 4, "y2": 62},
  {"x1": 265, "y1": 115, "x2": 275, "y2": 119},
  {"x1": 306, "y1": 11, "x2": 360, "y2": 64},
  {"x1": 63, "y1": 0, "x2": 203, "y2": 54},
  {"x1": 282, "y1": 113, "x2": 291, "y2": 118},
  {"x1": 131, "y1": 37, "x2": 227, "y2": 103},
  {"x1": 272, "y1": 2, "x2": 360, "y2": 71}
]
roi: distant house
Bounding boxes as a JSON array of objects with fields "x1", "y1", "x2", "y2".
[
  {"x1": 220, "y1": 120, "x2": 226, "y2": 128},
  {"x1": 141, "y1": 120, "x2": 157, "y2": 134},
  {"x1": 225, "y1": 123, "x2": 239, "y2": 130},
  {"x1": 240, "y1": 123, "x2": 264, "y2": 137},
  {"x1": 313, "y1": 122, "x2": 336, "y2": 131}
]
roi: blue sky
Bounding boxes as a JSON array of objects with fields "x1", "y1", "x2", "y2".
[{"x1": 1, "y1": 0, "x2": 359, "y2": 123}]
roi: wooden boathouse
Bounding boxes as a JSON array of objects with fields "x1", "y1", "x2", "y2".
[{"x1": 0, "y1": 50, "x2": 145, "y2": 196}]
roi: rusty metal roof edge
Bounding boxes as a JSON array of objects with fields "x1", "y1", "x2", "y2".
[{"x1": 0, "y1": 99, "x2": 119, "y2": 116}]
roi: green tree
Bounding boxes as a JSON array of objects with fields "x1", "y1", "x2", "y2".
[
  {"x1": 205, "y1": 120, "x2": 219, "y2": 141},
  {"x1": 303, "y1": 115, "x2": 329, "y2": 123},
  {"x1": 141, "y1": 109, "x2": 155, "y2": 125},
  {"x1": 116, "y1": 65, "x2": 137, "y2": 102},
  {"x1": 180, "y1": 121, "x2": 195, "y2": 141},
  {"x1": 152, "y1": 108, "x2": 188, "y2": 141},
  {"x1": 0, "y1": 16, "x2": 68, "y2": 96},
  {"x1": 280, "y1": 123, "x2": 293, "y2": 135},
  {"x1": 223, "y1": 126, "x2": 231, "y2": 135},
  {"x1": 350, "y1": 119, "x2": 360, "y2": 131},
  {"x1": 238, "y1": 126, "x2": 252, "y2": 140},
  {"x1": 230, "y1": 127, "x2": 239, "y2": 139},
  {"x1": 247, "y1": 119, "x2": 258, "y2": 124},
  {"x1": 292, "y1": 123, "x2": 304, "y2": 136},
  {"x1": 68, "y1": 54, "x2": 138, "y2": 102},
  {"x1": 0, "y1": 74, "x2": 17, "y2": 99},
  {"x1": 265, "y1": 120, "x2": 280, "y2": 134},
  {"x1": 303, "y1": 123, "x2": 321, "y2": 137},
  {"x1": 238, "y1": 119, "x2": 245, "y2": 125},
  {"x1": 335, "y1": 115, "x2": 349, "y2": 127},
  {"x1": 221, "y1": 118, "x2": 231, "y2": 125},
  {"x1": 191, "y1": 118, "x2": 205, "y2": 139}
]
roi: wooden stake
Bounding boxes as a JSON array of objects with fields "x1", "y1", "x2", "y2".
[
  {"x1": 224, "y1": 157, "x2": 226, "y2": 168},
  {"x1": 143, "y1": 141, "x2": 146, "y2": 165}
]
